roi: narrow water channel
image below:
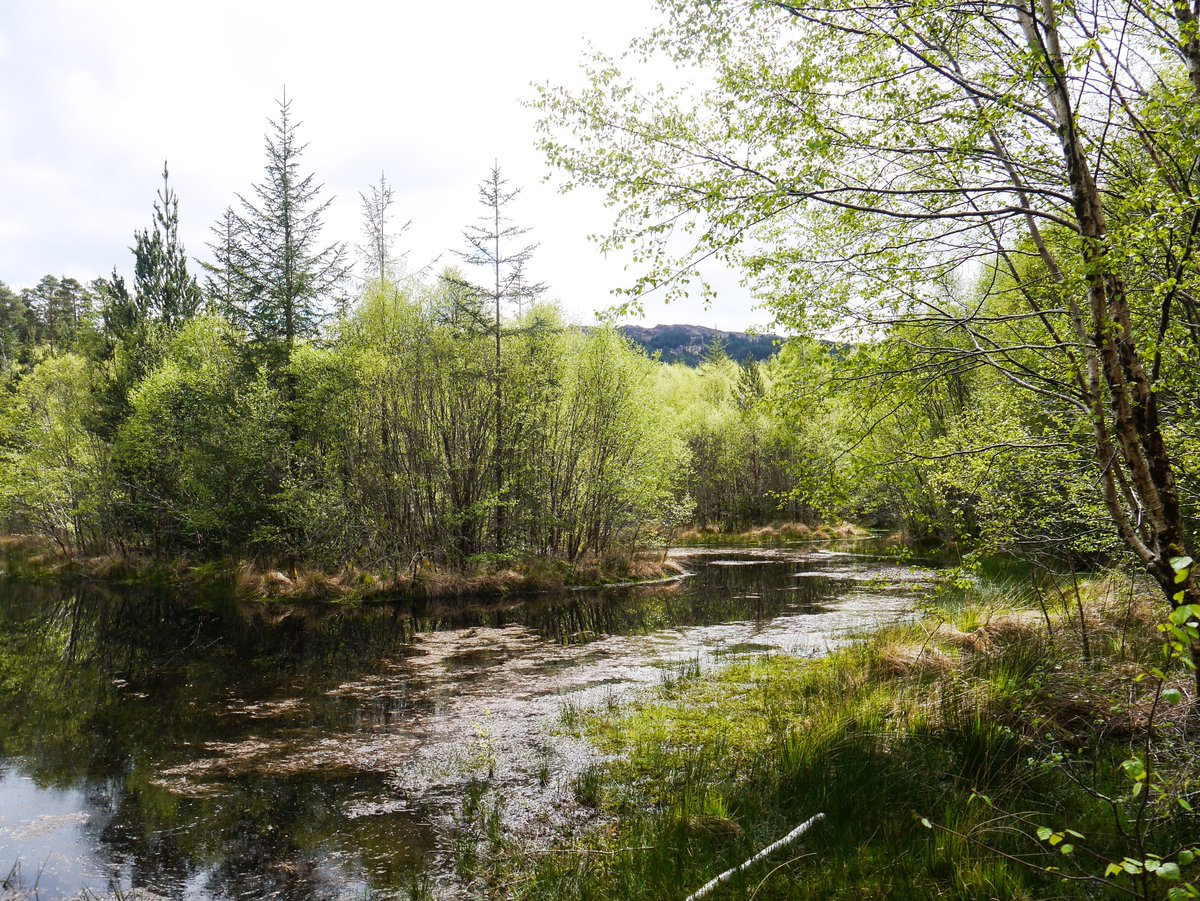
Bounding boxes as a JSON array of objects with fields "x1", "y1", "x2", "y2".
[{"x1": 0, "y1": 541, "x2": 932, "y2": 899}]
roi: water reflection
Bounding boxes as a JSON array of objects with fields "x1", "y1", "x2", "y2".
[{"x1": 0, "y1": 541, "x2": 929, "y2": 899}]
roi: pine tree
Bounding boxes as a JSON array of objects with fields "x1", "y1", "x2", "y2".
[
  {"x1": 0, "y1": 281, "x2": 32, "y2": 365},
  {"x1": 22, "y1": 275, "x2": 92, "y2": 351},
  {"x1": 132, "y1": 162, "x2": 203, "y2": 329},
  {"x1": 734, "y1": 358, "x2": 766, "y2": 412}
]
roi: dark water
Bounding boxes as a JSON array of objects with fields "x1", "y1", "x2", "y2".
[{"x1": 0, "y1": 542, "x2": 931, "y2": 900}]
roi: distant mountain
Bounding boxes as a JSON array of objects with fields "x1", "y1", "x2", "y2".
[{"x1": 617, "y1": 323, "x2": 783, "y2": 366}]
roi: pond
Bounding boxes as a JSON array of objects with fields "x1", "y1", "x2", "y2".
[{"x1": 0, "y1": 541, "x2": 933, "y2": 899}]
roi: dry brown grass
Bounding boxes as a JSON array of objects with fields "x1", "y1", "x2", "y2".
[
  {"x1": 931, "y1": 623, "x2": 989, "y2": 653},
  {"x1": 980, "y1": 610, "x2": 1046, "y2": 645},
  {"x1": 1, "y1": 531, "x2": 723, "y2": 604},
  {"x1": 875, "y1": 641, "x2": 958, "y2": 678},
  {"x1": 635, "y1": 558, "x2": 685, "y2": 579}
]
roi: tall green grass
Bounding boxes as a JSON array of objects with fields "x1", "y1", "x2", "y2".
[{"x1": 464, "y1": 571, "x2": 1199, "y2": 899}]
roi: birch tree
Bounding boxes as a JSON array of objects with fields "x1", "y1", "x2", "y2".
[{"x1": 534, "y1": 0, "x2": 1200, "y2": 677}]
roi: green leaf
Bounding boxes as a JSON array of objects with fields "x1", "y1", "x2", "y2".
[
  {"x1": 1122, "y1": 757, "x2": 1147, "y2": 780},
  {"x1": 1157, "y1": 862, "x2": 1182, "y2": 882},
  {"x1": 1164, "y1": 688, "x2": 1184, "y2": 705},
  {"x1": 1178, "y1": 849, "x2": 1195, "y2": 865},
  {"x1": 1169, "y1": 556, "x2": 1193, "y2": 574},
  {"x1": 920, "y1": 817, "x2": 932, "y2": 829},
  {"x1": 1169, "y1": 606, "x2": 1197, "y2": 625},
  {"x1": 1037, "y1": 826, "x2": 1053, "y2": 841},
  {"x1": 1060, "y1": 843, "x2": 1075, "y2": 855}
]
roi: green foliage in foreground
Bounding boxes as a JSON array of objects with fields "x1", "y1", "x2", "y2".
[{"x1": 465, "y1": 578, "x2": 1199, "y2": 899}]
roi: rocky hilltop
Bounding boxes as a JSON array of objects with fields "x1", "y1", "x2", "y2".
[{"x1": 617, "y1": 323, "x2": 782, "y2": 366}]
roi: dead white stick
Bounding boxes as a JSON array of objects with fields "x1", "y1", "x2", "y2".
[{"x1": 683, "y1": 813, "x2": 825, "y2": 901}]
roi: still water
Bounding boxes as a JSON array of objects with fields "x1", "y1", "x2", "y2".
[{"x1": 0, "y1": 542, "x2": 932, "y2": 899}]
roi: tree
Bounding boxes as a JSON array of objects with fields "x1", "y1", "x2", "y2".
[
  {"x1": 89, "y1": 269, "x2": 147, "y2": 439},
  {"x1": 202, "y1": 206, "x2": 243, "y2": 320},
  {"x1": 132, "y1": 162, "x2": 203, "y2": 329},
  {"x1": 21, "y1": 275, "x2": 95, "y2": 352},
  {"x1": 358, "y1": 171, "x2": 410, "y2": 290},
  {"x1": 0, "y1": 281, "x2": 32, "y2": 366},
  {"x1": 0, "y1": 353, "x2": 109, "y2": 553},
  {"x1": 534, "y1": 0, "x2": 1200, "y2": 676},
  {"x1": 113, "y1": 314, "x2": 286, "y2": 556},
  {"x1": 453, "y1": 164, "x2": 547, "y2": 551},
  {"x1": 222, "y1": 92, "x2": 349, "y2": 365}
]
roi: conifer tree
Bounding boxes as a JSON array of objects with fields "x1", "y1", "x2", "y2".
[
  {"x1": 201, "y1": 206, "x2": 242, "y2": 321},
  {"x1": 21, "y1": 275, "x2": 92, "y2": 351},
  {"x1": 225, "y1": 92, "x2": 348, "y2": 364},
  {"x1": 132, "y1": 162, "x2": 203, "y2": 329},
  {"x1": 454, "y1": 164, "x2": 546, "y2": 551},
  {"x1": 0, "y1": 281, "x2": 32, "y2": 365},
  {"x1": 358, "y1": 171, "x2": 410, "y2": 289}
]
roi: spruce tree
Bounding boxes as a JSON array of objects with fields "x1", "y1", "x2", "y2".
[
  {"x1": 454, "y1": 164, "x2": 546, "y2": 552},
  {"x1": 201, "y1": 206, "x2": 242, "y2": 322},
  {"x1": 225, "y1": 92, "x2": 348, "y2": 364},
  {"x1": 358, "y1": 171, "x2": 410, "y2": 289}
]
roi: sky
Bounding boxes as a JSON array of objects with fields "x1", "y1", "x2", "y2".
[{"x1": 0, "y1": 1, "x2": 774, "y2": 332}]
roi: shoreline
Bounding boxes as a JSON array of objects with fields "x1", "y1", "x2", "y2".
[
  {"x1": 466, "y1": 570, "x2": 1199, "y2": 899},
  {"x1": 0, "y1": 534, "x2": 691, "y2": 604},
  {"x1": 673, "y1": 520, "x2": 867, "y2": 546},
  {"x1": 1, "y1": 521, "x2": 861, "y2": 604}
]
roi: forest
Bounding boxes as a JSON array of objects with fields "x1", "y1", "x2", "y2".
[
  {"x1": 0, "y1": 105, "x2": 813, "y2": 585},
  {"x1": 3, "y1": 0, "x2": 1200, "y2": 898}
]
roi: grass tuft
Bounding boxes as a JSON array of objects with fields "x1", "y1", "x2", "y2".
[{"x1": 465, "y1": 569, "x2": 1200, "y2": 899}]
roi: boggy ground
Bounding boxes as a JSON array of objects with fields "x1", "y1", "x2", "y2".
[
  {"x1": 458, "y1": 572, "x2": 1200, "y2": 900},
  {"x1": 0, "y1": 534, "x2": 685, "y2": 603}
]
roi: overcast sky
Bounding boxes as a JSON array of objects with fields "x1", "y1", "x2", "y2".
[{"x1": 0, "y1": 1, "x2": 772, "y2": 331}]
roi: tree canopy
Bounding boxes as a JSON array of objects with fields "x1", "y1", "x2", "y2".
[{"x1": 533, "y1": 0, "x2": 1200, "y2": 634}]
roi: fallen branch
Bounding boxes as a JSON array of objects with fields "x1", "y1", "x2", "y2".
[{"x1": 683, "y1": 813, "x2": 825, "y2": 901}]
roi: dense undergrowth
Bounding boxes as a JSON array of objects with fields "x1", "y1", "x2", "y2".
[{"x1": 457, "y1": 572, "x2": 1200, "y2": 899}]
